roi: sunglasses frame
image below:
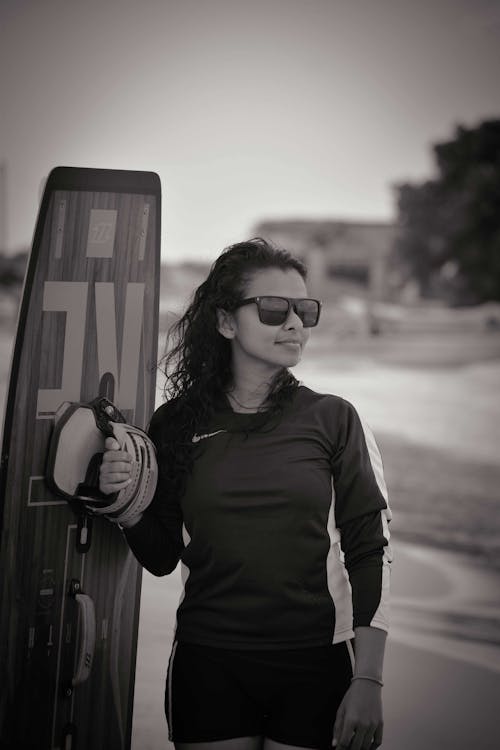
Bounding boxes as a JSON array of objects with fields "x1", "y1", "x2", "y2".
[{"x1": 234, "y1": 296, "x2": 322, "y2": 327}]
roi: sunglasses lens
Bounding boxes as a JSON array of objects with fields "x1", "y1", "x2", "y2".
[
  {"x1": 296, "y1": 299, "x2": 320, "y2": 327},
  {"x1": 256, "y1": 297, "x2": 320, "y2": 326},
  {"x1": 259, "y1": 297, "x2": 290, "y2": 325}
]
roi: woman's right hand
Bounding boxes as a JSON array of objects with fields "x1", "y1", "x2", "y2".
[{"x1": 99, "y1": 437, "x2": 133, "y2": 495}]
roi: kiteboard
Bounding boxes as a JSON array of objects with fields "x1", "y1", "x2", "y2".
[{"x1": 0, "y1": 166, "x2": 161, "y2": 749}]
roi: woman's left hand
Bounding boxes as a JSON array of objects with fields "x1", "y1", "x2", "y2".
[{"x1": 333, "y1": 679, "x2": 383, "y2": 749}]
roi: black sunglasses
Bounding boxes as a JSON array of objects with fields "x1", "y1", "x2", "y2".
[{"x1": 234, "y1": 296, "x2": 322, "y2": 327}]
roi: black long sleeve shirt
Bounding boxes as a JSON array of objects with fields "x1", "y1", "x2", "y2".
[{"x1": 125, "y1": 385, "x2": 392, "y2": 649}]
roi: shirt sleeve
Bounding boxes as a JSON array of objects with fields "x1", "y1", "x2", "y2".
[
  {"x1": 123, "y1": 403, "x2": 185, "y2": 576},
  {"x1": 330, "y1": 399, "x2": 393, "y2": 632}
]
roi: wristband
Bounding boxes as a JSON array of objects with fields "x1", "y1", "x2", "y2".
[{"x1": 351, "y1": 675, "x2": 384, "y2": 687}]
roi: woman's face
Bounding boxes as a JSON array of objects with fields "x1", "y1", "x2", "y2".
[{"x1": 218, "y1": 267, "x2": 312, "y2": 375}]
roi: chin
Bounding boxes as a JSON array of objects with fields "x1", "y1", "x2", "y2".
[{"x1": 273, "y1": 350, "x2": 303, "y2": 368}]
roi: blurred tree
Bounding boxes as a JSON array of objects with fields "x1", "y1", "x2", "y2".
[{"x1": 394, "y1": 119, "x2": 500, "y2": 304}]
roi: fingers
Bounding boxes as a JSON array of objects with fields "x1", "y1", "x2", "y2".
[
  {"x1": 337, "y1": 719, "x2": 356, "y2": 749},
  {"x1": 101, "y1": 447, "x2": 132, "y2": 470},
  {"x1": 332, "y1": 700, "x2": 345, "y2": 747},
  {"x1": 101, "y1": 460, "x2": 132, "y2": 473},
  {"x1": 102, "y1": 470, "x2": 132, "y2": 483},
  {"x1": 104, "y1": 437, "x2": 119, "y2": 450},
  {"x1": 99, "y1": 441, "x2": 133, "y2": 495},
  {"x1": 337, "y1": 722, "x2": 382, "y2": 750},
  {"x1": 99, "y1": 474, "x2": 132, "y2": 495},
  {"x1": 333, "y1": 692, "x2": 383, "y2": 750},
  {"x1": 373, "y1": 724, "x2": 383, "y2": 747},
  {"x1": 99, "y1": 475, "x2": 132, "y2": 495},
  {"x1": 100, "y1": 477, "x2": 132, "y2": 495},
  {"x1": 348, "y1": 723, "x2": 368, "y2": 750}
]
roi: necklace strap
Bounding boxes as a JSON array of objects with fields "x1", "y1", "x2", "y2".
[{"x1": 227, "y1": 391, "x2": 266, "y2": 411}]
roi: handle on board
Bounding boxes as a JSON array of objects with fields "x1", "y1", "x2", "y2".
[{"x1": 70, "y1": 581, "x2": 96, "y2": 686}]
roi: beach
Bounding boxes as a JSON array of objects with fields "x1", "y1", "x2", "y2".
[{"x1": 1, "y1": 318, "x2": 500, "y2": 749}]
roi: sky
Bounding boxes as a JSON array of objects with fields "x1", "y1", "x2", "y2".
[{"x1": 1, "y1": 0, "x2": 499, "y2": 261}]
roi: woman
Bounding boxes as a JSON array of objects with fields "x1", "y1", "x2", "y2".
[{"x1": 100, "y1": 238, "x2": 392, "y2": 750}]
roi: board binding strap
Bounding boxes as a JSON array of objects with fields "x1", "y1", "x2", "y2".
[{"x1": 46, "y1": 396, "x2": 158, "y2": 531}]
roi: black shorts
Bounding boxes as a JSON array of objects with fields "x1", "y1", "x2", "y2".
[{"x1": 165, "y1": 640, "x2": 355, "y2": 749}]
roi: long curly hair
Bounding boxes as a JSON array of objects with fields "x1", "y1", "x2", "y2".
[{"x1": 156, "y1": 237, "x2": 308, "y2": 501}]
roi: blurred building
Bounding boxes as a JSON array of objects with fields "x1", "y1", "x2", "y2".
[{"x1": 253, "y1": 219, "x2": 399, "y2": 303}]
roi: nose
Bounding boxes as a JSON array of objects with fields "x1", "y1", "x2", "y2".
[{"x1": 284, "y1": 304, "x2": 304, "y2": 329}]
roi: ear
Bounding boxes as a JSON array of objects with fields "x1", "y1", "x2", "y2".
[{"x1": 216, "y1": 308, "x2": 237, "y2": 339}]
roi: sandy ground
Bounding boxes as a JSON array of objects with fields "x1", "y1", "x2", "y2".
[
  {"x1": 131, "y1": 539, "x2": 500, "y2": 750},
  {"x1": 1, "y1": 322, "x2": 499, "y2": 748}
]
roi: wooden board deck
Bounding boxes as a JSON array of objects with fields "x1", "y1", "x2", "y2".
[{"x1": 0, "y1": 167, "x2": 161, "y2": 749}]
